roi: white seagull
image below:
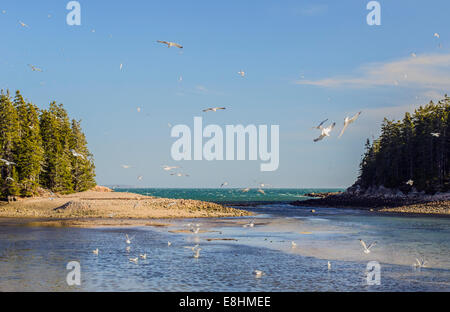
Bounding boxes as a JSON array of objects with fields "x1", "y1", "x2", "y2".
[
  {"x1": 70, "y1": 149, "x2": 85, "y2": 159},
  {"x1": 140, "y1": 254, "x2": 147, "y2": 259},
  {"x1": 162, "y1": 165, "x2": 180, "y2": 171},
  {"x1": 125, "y1": 234, "x2": 135, "y2": 244},
  {"x1": 157, "y1": 40, "x2": 183, "y2": 49},
  {"x1": 121, "y1": 164, "x2": 132, "y2": 169},
  {"x1": 291, "y1": 241, "x2": 297, "y2": 249},
  {"x1": 413, "y1": 258, "x2": 427, "y2": 269},
  {"x1": 243, "y1": 219, "x2": 255, "y2": 228},
  {"x1": 431, "y1": 133, "x2": 441, "y2": 137},
  {"x1": 28, "y1": 64, "x2": 43, "y2": 72},
  {"x1": 406, "y1": 180, "x2": 414, "y2": 186},
  {"x1": 254, "y1": 270, "x2": 265, "y2": 278},
  {"x1": 203, "y1": 107, "x2": 226, "y2": 113},
  {"x1": 359, "y1": 239, "x2": 377, "y2": 254},
  {"x1": 0, "y1": 159, "x2": 16, "y2": 166},
  {"x1": 92, "y1": 248, "x2": 99, "y2": 255},
  {"x1": 193, "y1": 248, "x2": 201, "y2": 259},
  {"x1": 338, "y1": 112, "x2": 362, "y2": 138},
  {"x1": 129, "y1": 257, "x2": 138, "y2": 264},
  {"x1": 328, "y1": 261, "x2": 331, "y2": 270},
  {"x1": 19, "y1": 21, "x2": 29, "y2": 28},
  {"x1": 313, "y1": 123, "x2": 336, "y2": 142},
  {"x1": 168, "y1": 241, "x2": 172, "y2": 247},
  {"x1": 242, "y1": 187, "x2": 251, "y2": 193}
]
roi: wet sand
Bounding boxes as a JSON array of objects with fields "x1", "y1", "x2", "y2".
[{"x1": 0, "y1": 189, "x2": 251, "y2": 228}]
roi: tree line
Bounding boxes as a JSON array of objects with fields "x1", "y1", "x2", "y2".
[
  {"x1": 358, "y1": 94, "x2": 450, "y2": 194},
  {"x1": 0, "y1": 90, "x2": 96, "y2": 199}
]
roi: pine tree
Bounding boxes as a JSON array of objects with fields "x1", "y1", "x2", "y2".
[
  {"x1": 0, "y1": 90, "x2": 20, "y2": 198},
  {"x1": 13, "y1": 91, "x2": 44, "y2": 196},
  {"x1": 70, "y1": 119, "x2": 96, "y2": 191}
]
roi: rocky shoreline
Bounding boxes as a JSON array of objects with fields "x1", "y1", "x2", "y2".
[{"x1": 292, "y1": 187, "x2": 450, "y2": 216}]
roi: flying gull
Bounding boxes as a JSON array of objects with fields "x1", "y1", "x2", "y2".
[
  {"x1": 203, "y1": 107, "x2": 226, "y2": 113},
  {"x1": 313, "y1": 122, "x2": 336, "y2": 142},
  {"x1": 338, "y1": 112, "x2": 362, "y2": 138},
  {"x1": 359, "y1": 239, "x2": 377, "y2": 254},
  {"x1": 312, "y1": 119, "x2": 328, "y2": 130},
  {"x1": 157, "y1": 40, "x2": 183, "y2": 49}
]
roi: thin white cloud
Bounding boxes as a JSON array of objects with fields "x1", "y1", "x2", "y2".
[{"x1": 295, "y1": 53, "x2": 450, "y2": 89}]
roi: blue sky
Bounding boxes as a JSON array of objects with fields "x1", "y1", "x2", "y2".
[{"x1": 0, "y1": 0, "x2": 449, "y2": 188}]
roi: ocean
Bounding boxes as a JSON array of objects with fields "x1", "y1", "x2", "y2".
[{"x1": 0, "y1": 188, "x2": 449, "y2": 291}]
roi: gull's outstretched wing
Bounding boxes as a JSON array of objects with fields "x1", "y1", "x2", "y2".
[
  {"x1": 172, "y1": 43, "x2": 183, "y2": 49},
  {"x1": 314, "y1": 134, "x2": 325, "y2": 142},
  {"x1": 367, "y1": 241, "x2": 377, "y2": 250},
  {"x1": 313, "y1": 119, "x2": 328, "y2": 129},
  {"x1": 349, "y1": 111, "x2": 362, "y2": 123},
  {"x1": 359, "y1": 239, "x2": 368, "y2": 250},
  {"x1": 338, "y1": 122, "x2": 349, "y2": 138}
]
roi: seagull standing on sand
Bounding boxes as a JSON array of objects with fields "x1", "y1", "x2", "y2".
[
  {"x1": 157, "y1": 40, "x2": 183, "y2": 49},
  {"x1": 338, "y1": 112, "x2": 362, "y2": 138},
  {"x1": 314, "y1": 123, "x2": 336, "y2": 142},
  {"x1": 203, "y1": 107, "x2": 226, "y2": 113},
  {"x1": 359, "y1": 239, "x2": 377, "y2": 254}
]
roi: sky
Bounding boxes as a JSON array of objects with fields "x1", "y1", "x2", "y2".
[{"x1": 0, "y1": 0, "x2": 449, "y2": 188}]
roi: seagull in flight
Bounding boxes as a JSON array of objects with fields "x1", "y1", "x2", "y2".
[
  {"x1": 413, "y1": 258, "x2": 427, "y2": 269},
  {"x1": 125, "y1": 234, "x2": 135, "y2": 244},
  {"x1": 313, "y1": 122, "x2": 336, "y2": 142},
  {"x1": 0, "y1": 159, "x2": 16, "y2": 166},
  {"x1": 359, "y1": 239, "x2": 377, "y2": 254},
  {"x1": 434, "y1": 33, "x2": 440, "y2": 39},
  {"x1": 92, "y1": 248, "x2": 99, "y2": 255},
  {"x1": 220, "y1": 182, "x2": 229, "y2": 188},
  {"x1": 243, "y1": 219, "x2": 255, "y2": 228},
  {"x1": 157, "y1": 40, "x2": 183, "y2": 49},
  {"x1": 338, "y1": 112, "x2": 362, "y2": 138},
  {"x1": 431, "y1": 133, "x2": 441, "y2": 137},
  {"x1": 406, "y1": 180, "x2": 414, "y2": 186},
  {"x1": 238, "y1": 70, "x2": 245, "y2": 77},
  {"x1": 203, "y1": 107, "x2": 226, "y2": 113},
  {"x1": 312, "y1": 119, "x2": 329, "y2": 130},
  {"x1": 129, "y1": 257, "x2": 138, "y2": 264},
  {"x1": 19, "y1": 21, "x2": 29, "y2": 28},
  {"x1": 162, "y1": 165, "x2": 180, "y2": 171},
  {"x1": 121, "y1": 164, "x2": 132, "y2": 169},
  {"x1": 70, "y1": 149, "x2": 85, "y2": 159},
  {"x1": 28, "y1": 64, "x2": 43, "y2": 72}
]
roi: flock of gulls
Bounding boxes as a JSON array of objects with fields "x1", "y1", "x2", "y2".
[{"x1": 90, "y1": 223, "x2": 428, "y2": 278}]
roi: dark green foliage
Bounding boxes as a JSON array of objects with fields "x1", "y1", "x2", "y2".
[
  {"x1": 359, "y1": 95, "x2": 450, "y2": 194},
  {"x1": 0, "y1": 90, "x2": 96, "y2": 198}
]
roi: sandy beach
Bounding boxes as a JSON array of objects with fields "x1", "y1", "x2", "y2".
[{"x1": 0, "y1": 187, "x2": 251, "y2": 228}]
